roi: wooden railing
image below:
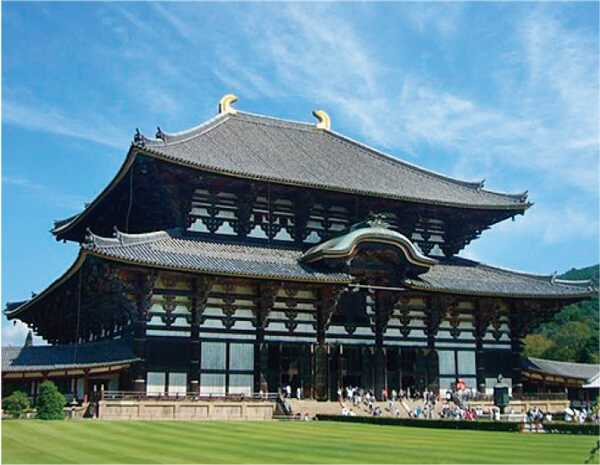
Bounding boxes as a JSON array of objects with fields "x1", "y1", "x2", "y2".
[{"x1": 99, "y1": 391, "x2": 281, "y2": 402}]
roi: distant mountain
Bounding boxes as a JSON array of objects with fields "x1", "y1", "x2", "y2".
[{"x1": 523, "y1": 264, "x2": 599, "y2": 364}]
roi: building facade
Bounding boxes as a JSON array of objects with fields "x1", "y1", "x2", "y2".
[{"x1": 3, "y1": 95, "x2": 595, "y2": 402}]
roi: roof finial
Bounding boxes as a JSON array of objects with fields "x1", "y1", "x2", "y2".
[
  {"x1": 155, "y1": 126, "x2": 166, "y2": 141},
  {"x1": 219, "y1": 94, "x2": 238, "y2": 115},
  {"x1": 312, "y1": 110, "x2": 331, "y2": 130},
  {"x1": 133, "y1": 128, "x2": 145, "y2": 148}
]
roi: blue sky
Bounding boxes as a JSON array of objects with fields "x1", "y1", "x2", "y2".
[{"x1": 2, "y1": 2, "x2": 598, "y2": 346}]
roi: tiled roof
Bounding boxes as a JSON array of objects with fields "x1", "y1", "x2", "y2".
[
  {"x1": 83, "y1": 229, "x2": 593, "y2": 298},
  {"x1": 1, "y1": 339, "x2": 140, "y2": 373},
  {"x1": 136, "y1": 111, "x2": 529, "y2": 210},
  {"x1": 522, "y1": 357, "x2": 600, "y2": 381},
  {"x1": 83, "y1": 229, "x2": 350, "y2": 283},
  {"x1": 405, "y1": 256, "x2": 596, "y2": 298}
]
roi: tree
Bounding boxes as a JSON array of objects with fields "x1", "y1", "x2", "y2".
[
  {"x1": 24, "y1": 330, "x2": 33, "y2": 347},
  {"x1": 523, "y1": 264, "x2": 599, "y2": 364},
  {"x1": 3, "y1": 391, "x2": 30, "y2": 417},
  {"x1": 35, "y1": 380, "x2": 66, "y2": 420},
  {"x1": 540, "y1": 321, "x2": 593, "y2": 363},
  {"x1": 523, "y1": 333, "x2": 554, "y2": 358}
]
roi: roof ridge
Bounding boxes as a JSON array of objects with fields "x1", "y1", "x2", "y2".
[{"x1": 235, "y1": 110, "x2": 317, "y2": 130}]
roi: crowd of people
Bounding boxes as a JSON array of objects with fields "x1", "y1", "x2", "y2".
[{"x1": 282, "y1": 380, "x2": 600, "y2": 426}]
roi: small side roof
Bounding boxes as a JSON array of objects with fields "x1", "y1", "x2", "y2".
[
  {"x1": 522, "y1": 357, "x2": 600, "y2": 382},
  {"x1": 1, "y1": 339, "x2": 140, "y2": 373}
]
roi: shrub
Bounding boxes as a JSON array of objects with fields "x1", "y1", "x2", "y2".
[
  {"x1": 3, "y1": 391, "x2": 30, "y2": 417},
  {"x1": 316, "y1": 415, "x2": 600, "y2": 435},
  {"x1": 316, "y1": 414, "x2": 520, "y2": 432},
  {"x1": 544, "y1": 422, "x2": 600, "y2": 435},
  {"x1": 35, "y1": 381, "x2": 66, "y2": 420}
]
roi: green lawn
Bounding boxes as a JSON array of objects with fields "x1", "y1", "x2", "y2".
[{"x1": 2, "y1": 420, "x2": 598, "y2": 464}]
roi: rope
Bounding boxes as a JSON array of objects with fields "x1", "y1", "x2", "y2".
[
  {"x1": 73, "y1": 267, "x2": 83, "y2": 363},
  {"x1": 125, "y1": 165, "x2": 134, "y2": 232}
]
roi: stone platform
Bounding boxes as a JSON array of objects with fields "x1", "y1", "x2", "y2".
[{"x1": 98, "y1": 399, "x2": 277, "y2": 421}]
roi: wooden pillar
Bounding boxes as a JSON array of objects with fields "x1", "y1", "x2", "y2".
[
  {"x1": 314, "y1": 286, "x2": 343, "y2": 401},
  {"x1": 474, "y1": 301, "x2": 494, "y2": 394},
  {"x1": 132, "y1": 271, "x2": 157, "y2": 394},
  {"x1": 83, "y1": 369, "x2": 90, "y2": 402},
  {"x1": 254, "y1": 282, "x2": 279, "y2": 394},
  {"x1": 424, "y1": 296, "x2": 448, "y2": 395},
  {"x1": 373, "y1": 290, "x2": 397, "y2": 400},
  {"x1": 190, "y1": 277, "x2": 213, "y2": 395},
  {"x1": 509, "y1": 301, "x2": 523, "y2": 397}
]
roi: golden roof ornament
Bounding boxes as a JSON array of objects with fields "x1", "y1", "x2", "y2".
[
  {"x1": 218, "y1": 94, "x2": 238, "y2": 115},
  {"x1": 312, "y1": 110, "x2": 331, "y2": 130}
]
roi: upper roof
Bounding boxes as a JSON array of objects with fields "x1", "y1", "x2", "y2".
[
  {"x1": 1, "y1": 339, "x2": 139, "y2": 373},
  {"x1": 522, "y1": 357, "x2": 600, "y2": 382},
  {"x1": 135, "y1": 108, "x2": 529, "y2": 210}
]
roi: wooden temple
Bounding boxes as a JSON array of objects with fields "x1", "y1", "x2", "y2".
[{"x1": 3, "y1": 95, "x2": 595, "y2": 402}]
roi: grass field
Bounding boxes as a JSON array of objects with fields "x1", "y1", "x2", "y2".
[{"x1": 2, "y1": 420, "x2": 598, "y2": 464}]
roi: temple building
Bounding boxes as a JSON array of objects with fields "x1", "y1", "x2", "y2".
[{"x1": 2, "y1": 95, "x2": 595, "y2": 402}]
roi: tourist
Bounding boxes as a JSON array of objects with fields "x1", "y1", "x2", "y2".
[
  {"x1": 285, "y1": 384, "x2": 292, "y2": 398},
  {"x1": 391, "y1": 389, "x2": 397, "y2": 401},
  {"x1": 296, "y1": 387, "x2": 302, "y2": 400}
]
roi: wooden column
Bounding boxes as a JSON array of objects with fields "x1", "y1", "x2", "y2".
[
  {"x1": 253, "y1": 282, "x2": 279, "y2": 394},
  {"x1": 508, "y1": 301, "x2": 525, "y2": 397},
  {"x1": 474, "y1": 300, "x2": 495, "y2": 394},
  {"x1": 132, "y1": 271, "x2": 157, "y2": 393},
  {"x1": 424, "y1": 296, "x2": 449, "y2": 394},
  {"x1": 373, "y1": 290, "x2": 398, "y2": 400},
  {"x1": 189, "y1": 276, "x2": 214, "y2": 395},
  {"x1": 314, "y1": 286, "x2": 344, "y2": 401}
]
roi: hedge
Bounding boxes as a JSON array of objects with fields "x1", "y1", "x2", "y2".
[
  {"x1": 316, "y1": 415, "x2": 520, "y2": 432},
  {"x1": 316, "y1": 415, "x2": 600, "y2": 434},
  {"x1": 544, "y1": 422, "x2": 600, "y2": 435}
]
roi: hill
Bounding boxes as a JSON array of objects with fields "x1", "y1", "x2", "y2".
[{"x1": 523, "y1": 264, "x2": 599, "y2": 364}]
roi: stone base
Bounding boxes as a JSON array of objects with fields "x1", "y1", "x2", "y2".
[{"x1": 98, "y1": 399, "x2": 276, "y2": 421}]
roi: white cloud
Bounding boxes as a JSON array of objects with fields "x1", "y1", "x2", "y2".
[
  {"x1": 3, "y1": 176, "x2": 87, "y2": 211},
  {"x1": 1, "y1": 319, "x2": 46, "y2": 347},
  {"x1": 495, "y1": 203, "x2": 600, "y2": 245},
  {"x1": 3, "y1": 100, "x2": 129, "y2": 149}
]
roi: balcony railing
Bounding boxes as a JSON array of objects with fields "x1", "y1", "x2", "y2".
[{"x1": 99, "y1": 390, "x2": 281, "y2": 402}]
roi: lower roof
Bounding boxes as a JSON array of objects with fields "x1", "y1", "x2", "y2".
[
  {"x1": 83, "y1": 229, "x2": 594, "y2": 299},
  {"x1": 1, "y1": 339, "x2": 140, "y2": 373},
  {"x1": 522, "y1": 357, "x2": 600, "y2": 382},
  {"x1": 5, "y1": 229, "x2": 595, "y2": 321},
  {"x1": 406, "y1": 257, "x2": 594, "y2": 299}
]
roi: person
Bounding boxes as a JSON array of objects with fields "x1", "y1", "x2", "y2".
[
  {"x1": 391, "y1": 389, "x2": 397, "y2": 402},
  {"x1": 285, "y1": 384, "x2": 292, "y2": 398},
  {"x1": 296, "y1": 387, "x2": 302, "y2": 400},
  {"x1": 445, "y1": 389, "x2": 452, "y2": 402},
  {"x1": 382, "y1": 389, "x2": 388, "y2": 401}
]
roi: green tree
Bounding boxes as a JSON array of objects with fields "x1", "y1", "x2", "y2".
[
  {"x1": 35, "y1": 380, "x2": 66, "y2": 420},
  {"x1": 523, "y1": 333, "x2": 554, "y2": 358},
  {"x1": 523, "y1": 264, "x2": 599, "y2": 363},
  {"x1": 3, "y1": 391, "x2": 30, "y2": 417},
  {"x1": 540, "y1": 321, "x2": 593, "y2": 362}
]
